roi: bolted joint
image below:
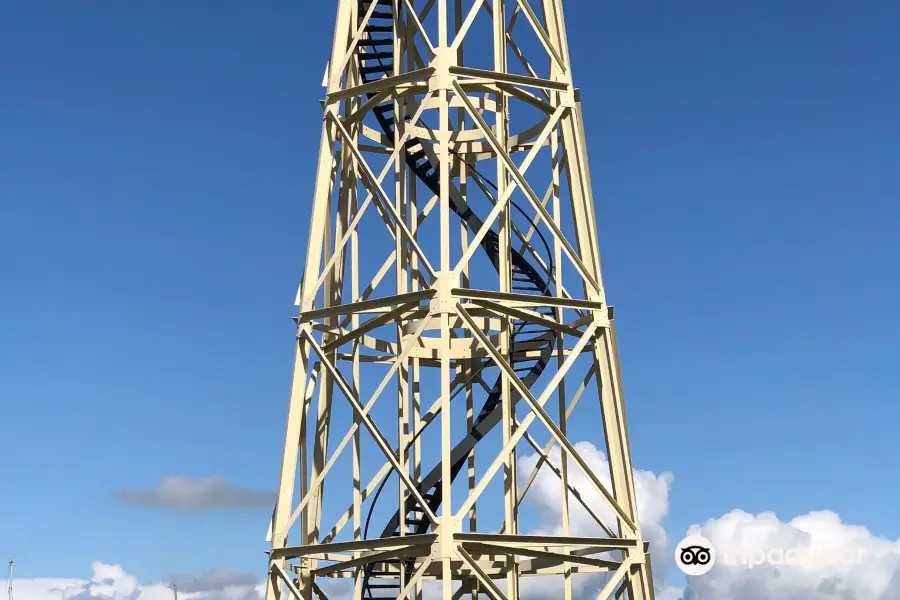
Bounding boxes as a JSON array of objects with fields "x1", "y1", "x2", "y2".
[
  {"x1": 431, "y1": 270, "x2": 460, "y2": 315},
  {"x1": 628, "y1": 541, "x2": 648, "y2": 565},
  {"x1": 294, "y1": 321, "x2": 314, "y2": 342},
  {"x1": 559, "y1": 88, "x2": 579, "y2": 109},
  {"x1": 592, "y1": 309, "x2": 611, "y2": 330},
  {"x1": 429, "y1": 47, "x2": 456, "y2": 92},
  {"x1": 433, "y1": 516, "x2": 462, "y2": 560}
]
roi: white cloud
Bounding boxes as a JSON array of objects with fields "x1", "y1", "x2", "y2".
[
  {"x1": 4, "y1": 562, "x2": 264, "y2": 600},
  {"x1": 516, "y1": 441, "x2": 675, "y2": 599},
  {"x1": 672, "y1": 509, "x2": 900, "y2": 599},
  {"x1": 117, "y1": 477, "x2": 276, "y2": 511},
  {"x1": 168, "y1": 568, "x2": 259, "y2": 594},
  {"x1": 655, "y1": 586, "x2": 686, "y2": 600},
  {"x1": 11, "y1": 444, "x2": 900, "y2": 600}
]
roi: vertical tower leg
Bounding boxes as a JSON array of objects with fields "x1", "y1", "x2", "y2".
[{"x1": 266, "y1": 2, "x2": 655, "y2": 600}]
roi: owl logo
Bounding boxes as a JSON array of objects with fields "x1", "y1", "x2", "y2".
[
  {"x1": 680, "y1": 545, "x2": 712, "y2": 566},
  {"x1": 675, "y1": 535, "x2": 716, "y2": 575}
]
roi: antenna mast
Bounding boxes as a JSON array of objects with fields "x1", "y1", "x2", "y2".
[{"x1": 6, "y1": 559, "x2": 13, "y2": 600}]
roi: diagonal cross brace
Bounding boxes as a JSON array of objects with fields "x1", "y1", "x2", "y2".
[
  {"x1": 403, "y1": 0, "x2": 436, "y2": 54},
  {"x1": 311, "y1": 90, "x2": 435, "y2": 300},
  {"x1": 453, "y1": 81, "x2": 602, "y2": 296},
  {"x1": 280, "y1": 314, "x2": 435, "y2": 537},
  {"x1": 450, "y1": 0, "x2": 489, "y2": 53},
  {"x1": 451, "y1": 104, "x2": 567, "y2": 279},
  {"x1": 515, "y1": 0, "x2": 566, "y2": 72},
  {"x1": 453, "y1": 303, "x2": 596, "y2": 520},
  {"x1": 456, "y1": 303, "x2": 637, "y2": 534},
  {"x1": 327, "y1": 111, "x2": 438, "y2": 279},
  {"x1": 303, "y1": 330, "x2": 440, "y2": 526}
]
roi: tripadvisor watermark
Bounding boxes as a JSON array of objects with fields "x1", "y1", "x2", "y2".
[
  {"x1": 721, "y1": 545, "x2": 867, "y2": 569},
  {"x1": 675, "y1": 535, "x2": 867, "y2": 576}
]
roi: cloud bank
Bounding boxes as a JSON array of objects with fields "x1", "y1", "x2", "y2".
[
  {"x1": 10, "y1": 442, "x2": 900, "y2": 599},
  {"x1": 674, "y1": 509, "x2": 900, "y2": 599},
  {"x1": 117, "y1": 477, "x2": 275, "y2": 511},
  {"x1": 167, "y1": 568, "x2": 260, "y2": 595},
  {"x1": 4, "y1": 563, "x2": 263, "y2": 600}
]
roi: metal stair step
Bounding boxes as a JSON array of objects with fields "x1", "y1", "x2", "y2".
[
  {"x1": 360, "y1": 51, "x2": 394, "y2": 61},
  {"x1": 361, "y1": 65, "x2": 392, "y2": 76},
  {"x1": 358, "y1": 38, "x2": 393, "y2": 47}
]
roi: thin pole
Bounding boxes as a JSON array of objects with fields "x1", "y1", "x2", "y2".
[{"x1": 7, "y1": 559, "x2": 13, "y2": 600}]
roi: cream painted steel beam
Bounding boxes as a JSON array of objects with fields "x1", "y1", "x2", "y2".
[{"x1": 266, "y1": 2, "x2": 655, "y2": 600}]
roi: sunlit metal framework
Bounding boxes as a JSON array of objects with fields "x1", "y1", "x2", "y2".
[{"x1": 265, "y1": 1, "x2": 654, "y2": 600}]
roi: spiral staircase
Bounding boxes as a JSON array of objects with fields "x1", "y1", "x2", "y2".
[{"x1": 355, "y1": 2, "x2": 559, "y2": 597}]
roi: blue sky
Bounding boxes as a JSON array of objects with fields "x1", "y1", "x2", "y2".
[{"x1": 1, "y1": 0, "x2": 898, "y2": 593}]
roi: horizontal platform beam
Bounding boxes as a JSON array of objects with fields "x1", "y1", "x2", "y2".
[
  {"x1": 270, "y1": 533, "x2": 437, "y2": 560},
  {"x1": 296, "y1": 290, "x2": 435, "y2": 323},
  {"x1": 453, "y1": 288, "x2": 605, "y2": 311}
]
